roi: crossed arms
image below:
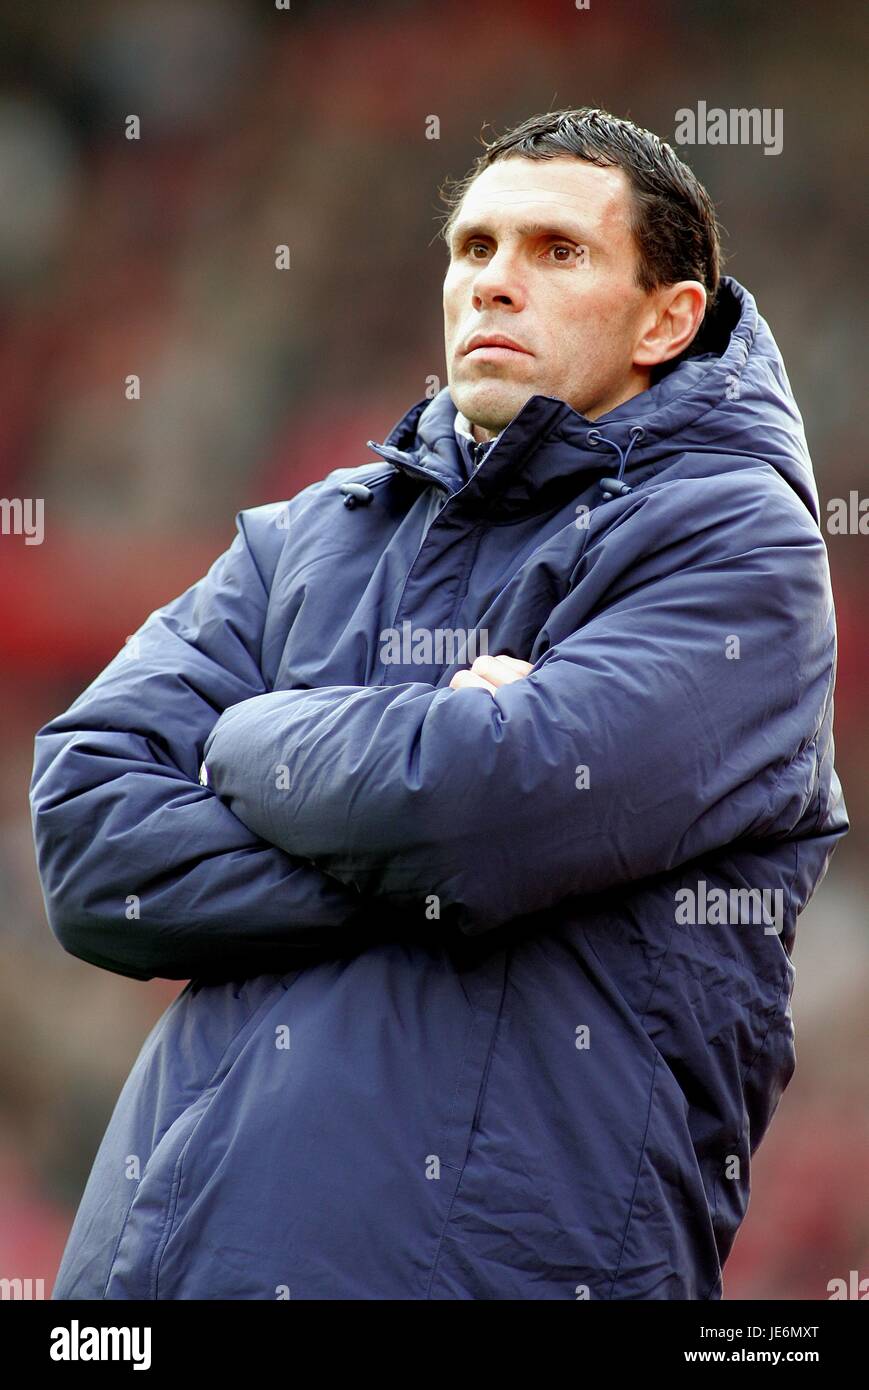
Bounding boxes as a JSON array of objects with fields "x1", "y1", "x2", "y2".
[{"x1": 30, "y1": 477, "x2": 832, "y2": 980}]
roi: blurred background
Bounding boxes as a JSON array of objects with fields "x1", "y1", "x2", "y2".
[{"x1": 0, "y1": 0, "x2": 866, "y2": 1301}]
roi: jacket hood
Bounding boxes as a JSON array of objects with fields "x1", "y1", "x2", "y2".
[{"x1": 368, "y1": 277, "x2": 820, "y2": 523}]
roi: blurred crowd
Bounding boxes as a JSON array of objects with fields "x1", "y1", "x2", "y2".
[{"x1": 0, "y1": 0, "x2": 866, "y2": 1300}]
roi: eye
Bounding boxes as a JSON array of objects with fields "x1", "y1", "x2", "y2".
[
  {"x1": 467, "y1": 242, "x2": 489, "y2": 259},
  {"x1": 547, "y1": 243, "x2": 582, "y2": 263}
]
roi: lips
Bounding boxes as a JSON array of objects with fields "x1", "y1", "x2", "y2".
[{"x1": 463, "y1": 334, "x2": 532, "y2": 356}]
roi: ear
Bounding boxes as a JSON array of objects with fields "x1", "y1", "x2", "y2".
[{"x1": 633, "y1": 281, "x2": 707, "y2": 368}]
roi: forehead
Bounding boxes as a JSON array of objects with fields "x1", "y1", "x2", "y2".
[{"x1": 452, "y1": 156, "x2": 633, "y2": 239}]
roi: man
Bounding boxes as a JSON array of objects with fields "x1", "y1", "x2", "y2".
[{"x1": 31, "y1": 107, "x2": 847, "y2": 1300}]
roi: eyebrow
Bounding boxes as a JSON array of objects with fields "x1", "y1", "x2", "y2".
[{"x1": 448, "y1": 219, "x2": 592, "y2": 250}]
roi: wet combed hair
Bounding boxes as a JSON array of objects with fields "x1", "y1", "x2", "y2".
[{"x1": 438, "y1": 107, "x2": 723, "y2": 309}]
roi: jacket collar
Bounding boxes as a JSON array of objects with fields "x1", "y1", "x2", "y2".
[{"x1": 366, "y1": 278, "x2": 761, "y2": 517}]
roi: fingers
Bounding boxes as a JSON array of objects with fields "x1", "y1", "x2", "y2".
[
  {"x1": 449, "y1": 669, "x2": 497, "y2": 693},
  {"x1": 489, "y1": 655, "x2": 535, "y2": 676},
  {"x1": 448, "y1": 653, "x2": 534, "y2": 692},
  {"x1": 468, "y1": 654, "x2": 533, "y2": 687}
]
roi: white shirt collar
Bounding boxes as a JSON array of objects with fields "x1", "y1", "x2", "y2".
[{"x1": 453, "y1": 409, "x2": 478, "y2": 443}]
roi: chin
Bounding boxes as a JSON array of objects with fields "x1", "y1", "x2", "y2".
[{"x1": 452, "y1": 378, "x2": 535, "y2": 435}]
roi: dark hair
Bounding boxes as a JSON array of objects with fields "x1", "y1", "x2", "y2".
[{"x1": 439, "y1": 107, "x2": 722, "y2": 311}]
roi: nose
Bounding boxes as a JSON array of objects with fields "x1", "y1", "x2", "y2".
[{"x1": 470, "y1": 247, "x2": 525, "y2": 312}]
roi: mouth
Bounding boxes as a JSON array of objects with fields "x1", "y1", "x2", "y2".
[
  {"x1": 462, "y1": 335, "x2": 532, "y2": 359},
  {"x1": 465, "y1": 344, "x2": 530, "y2": 361}
]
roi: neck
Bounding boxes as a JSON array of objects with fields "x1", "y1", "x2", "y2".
[
  {"x1": 462, "y1": 365, "x2": 654, "y2": 441},
  {"x1": 584, "y1": 366, "x2": 652, "y2": 422},
  {"x1": 471, "y1": 423, "x2": 496, "y2": 444}
]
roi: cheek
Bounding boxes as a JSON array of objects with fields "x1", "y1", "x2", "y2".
[
  {"x1": 553, "y1": 288, "x2": 629, "y2": 355},
  {"x1": 443, "y1": 262, "x2": 465, "y2": 296},
  {"x1": 549, "y1": 308, "x2": 600, "y2": 364},
  {"x1": 443, "y1": 280, "x2": 462, "y2": 332}
]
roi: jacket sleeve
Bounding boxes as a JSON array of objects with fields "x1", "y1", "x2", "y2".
[
  {"x1": 29, "y1": 504, "x2": 377, "y2": 982},
  {"x1": 201, "y1": 475, "x2": 841, "y2": 934}
]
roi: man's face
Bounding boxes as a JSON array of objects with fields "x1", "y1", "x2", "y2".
[{"x1": 443, "y1": 156, "x2": 657, "y2": 436}]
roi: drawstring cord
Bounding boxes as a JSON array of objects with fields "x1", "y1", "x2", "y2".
[
  {"x1": 342, "y1": 425, "x2": 647, "y2": 508},
  {"x1": 586, "y1": 425, "x2": 646, "y2": 499}
]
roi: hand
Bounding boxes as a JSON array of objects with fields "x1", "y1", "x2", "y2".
[{"x1": 449, "y1": 653, "x2": 535, "y2": 694}]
